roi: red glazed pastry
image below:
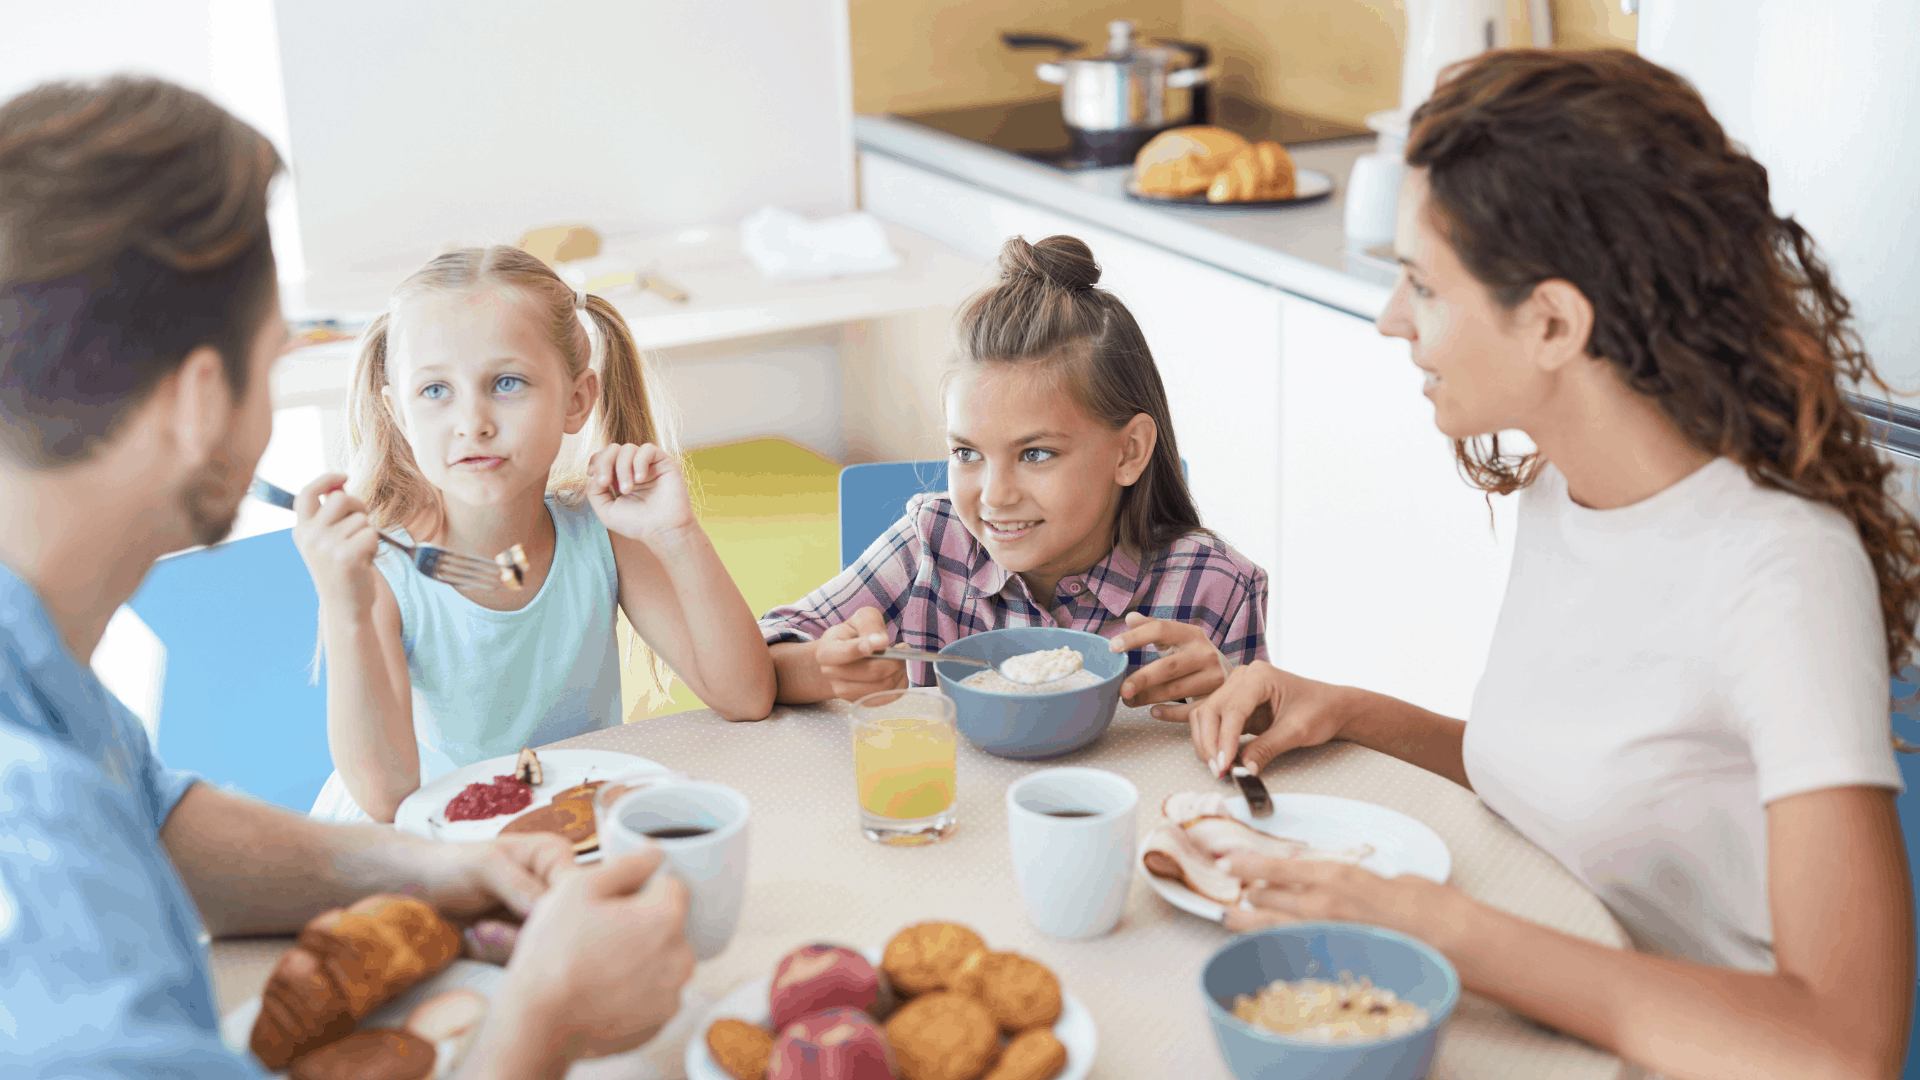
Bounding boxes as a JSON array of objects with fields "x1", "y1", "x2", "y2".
[
  {"x1": 771, "y1": 944, "x2": 894, "y2": 1029},
  {"x1": 768, "y1": 1007, "x2": 896, "y2": 1080}
]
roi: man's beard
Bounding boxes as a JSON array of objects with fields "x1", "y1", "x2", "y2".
[{"x1": 179, "y1": 447, "x2": 244, "y2": 548}]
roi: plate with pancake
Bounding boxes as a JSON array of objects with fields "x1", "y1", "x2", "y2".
[
  {"x1": 394, "y1": 748, "x2": 670, "y2": 862},
  {"x1": 1125, "y1": 166, "x2": 1334, "y2": 208}
]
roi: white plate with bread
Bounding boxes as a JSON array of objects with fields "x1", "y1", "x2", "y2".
[{"x1": 1128, "y1": 124, "x2": 1334, "y2": 207}]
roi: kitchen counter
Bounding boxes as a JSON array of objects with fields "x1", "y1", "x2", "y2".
[{"x1": 854, "y1": 112, "x2": 1396, "y2": 320}]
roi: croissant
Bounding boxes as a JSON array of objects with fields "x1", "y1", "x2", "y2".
[
  {"x1": 249, "y1": 894, "x2": 461, "y2": 1069},
  {"x1": 1206, "y1": 141, "x2": 1297, "y2": 203},
  {"x1": 1133, "y1": 126, "x2": 1250, "y2": 196}
]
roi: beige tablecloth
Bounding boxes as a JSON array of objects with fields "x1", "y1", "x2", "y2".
[{"x1": 214, "y1": 703, "x2": 1630, "y2": 1079}]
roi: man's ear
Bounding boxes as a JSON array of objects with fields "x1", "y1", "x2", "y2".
[
  {"x1": 564, "y1": 368, "x2": 600, "y2": 436},
  {"x1": 1117, "y1": 412, "x2": 1158, "y2": 487},
  {"x1": 1520, "y1": 278, "x2": 1596, "y2": 375},
  {"x1": 164, "y1": 345, "x2": 234, "y2": 468}
]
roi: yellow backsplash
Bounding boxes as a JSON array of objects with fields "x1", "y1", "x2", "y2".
[{"x1": 851, "y1": 0, "x2": 1637, "y2": 130}]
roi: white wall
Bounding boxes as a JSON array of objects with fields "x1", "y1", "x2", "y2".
[
  {"x1": 0, "y1": 0, "x2": 306, "y2": 281},
  {"x1": 273, "y1": 0, "x2": 856, "y2": 286}
]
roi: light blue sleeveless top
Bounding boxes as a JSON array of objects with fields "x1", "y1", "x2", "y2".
[{"x1": 378, "y1": 494, "x2": 621, "y2": 781}]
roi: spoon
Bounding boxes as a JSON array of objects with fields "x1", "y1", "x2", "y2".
[{"x1": 872, "y1": 647, "x2": 1078, "y2": 686}]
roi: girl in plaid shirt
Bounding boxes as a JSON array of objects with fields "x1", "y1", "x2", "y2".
[{"x1": 762, "y1": 235, "x2": 1269, "y2": 728}]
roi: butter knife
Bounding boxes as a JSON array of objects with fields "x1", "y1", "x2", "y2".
[{"x1": 1231, "y1": 759, "x2": 1273, "y2": 818}]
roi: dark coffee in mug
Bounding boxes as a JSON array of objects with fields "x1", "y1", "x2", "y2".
[
  {"x1": 643, "y1": 826, "x2": 714, "y2": 839},
  {"x1": 1039, "y1": 808, "x2": 1097, "y2": 818}
]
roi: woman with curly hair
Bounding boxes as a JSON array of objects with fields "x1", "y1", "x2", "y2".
[{"x1": 1180, "y1": 49, "x2": 1917, "y2": 1079}]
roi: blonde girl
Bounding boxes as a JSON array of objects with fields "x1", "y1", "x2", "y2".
[
  {"x1": 762, "y1": 234, "x2": 1270, "y2": 710},
  {"x1": 295, "y1": 245, "x2": 774, "y2": 822}
]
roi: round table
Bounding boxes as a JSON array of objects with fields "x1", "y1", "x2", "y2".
[{"x1": 214, "y1": 702, "x2": 1631, "y2": 1079}]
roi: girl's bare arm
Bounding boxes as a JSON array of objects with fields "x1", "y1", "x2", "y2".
[
  {"x1": 610, "y1": 526, "x2": 775, "y2": 721},
  {"x1": 320, "y1": 575, "x2": 417, "y2": 821}
]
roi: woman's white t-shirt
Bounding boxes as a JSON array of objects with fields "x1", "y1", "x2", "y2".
[{"x1": 1462, "y1": 457, "x2": 1902, "y2": 971}]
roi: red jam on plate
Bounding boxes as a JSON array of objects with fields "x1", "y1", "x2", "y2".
[{"x1": 445, "y1": 775, "x2": 533, "y2": 822}]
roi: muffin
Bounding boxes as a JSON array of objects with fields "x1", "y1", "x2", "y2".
[
  {"x1": 982, "y1": 1028, "x2": 1068, "y2": 1080},
  {"x1": 950, "y1": 951, "x2": 1062, "y2": 1032},
  {"x1": 882, "y1": 923, "x2": 986, "y2": 997},
  {"x1": 708, "y1": 1018, "x2": 776, "y2": 1080},
  {"x1": 884, "y1": 992, "x2": 1000, "y2": 1080}
]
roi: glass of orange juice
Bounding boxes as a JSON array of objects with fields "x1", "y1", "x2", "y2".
[{"x1": 850, "y1": 688, "x2": 958, "y2": 845}]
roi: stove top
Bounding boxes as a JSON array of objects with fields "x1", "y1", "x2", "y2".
[{"x1": 892, "y1": 93, "x2": 1368, "y2": 171}]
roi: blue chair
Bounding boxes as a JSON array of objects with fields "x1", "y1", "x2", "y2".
[
  {"x1": 838, "y1": 460, "x2": 949, "y2": 569},
  {"x1": 125, "y1": 529, "x2": 333, "y2": 812}
]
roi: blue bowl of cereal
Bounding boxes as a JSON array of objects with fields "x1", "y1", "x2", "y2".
[
  {"x1": 1201, "y1": 923, "x2": 1459, "y2": 1080},
  {"x1": 933, "y1": 627, "x2": 1127, "y2": 760}
]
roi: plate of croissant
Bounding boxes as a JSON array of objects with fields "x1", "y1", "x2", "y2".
[
  {"x1": 1127, "y1": 125, "x2": 1332, "y2": 207},
  {"x1": 219, "y1": 894, "x2": 495, "y2": 1080}
]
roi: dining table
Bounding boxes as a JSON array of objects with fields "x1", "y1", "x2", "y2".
[{"x1": 211, "y1": 701, "x2": 1637, "y2": 1079}]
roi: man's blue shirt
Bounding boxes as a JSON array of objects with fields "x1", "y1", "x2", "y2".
[{"x1": 0, "y1": 561, "x2": 260, "y2": 1076}]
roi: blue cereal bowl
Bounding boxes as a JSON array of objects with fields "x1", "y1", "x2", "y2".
[
  {"x1": 933, "y1": 627, "x2": 1126, "y2": 760},
  {"x1": 1201, "y1": 923, "x2": 1460, "y2": 1080}
]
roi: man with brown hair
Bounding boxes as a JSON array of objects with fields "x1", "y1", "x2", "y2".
[{"x1": 0, "y1": 77, "x2": 695, "y2": 1077}]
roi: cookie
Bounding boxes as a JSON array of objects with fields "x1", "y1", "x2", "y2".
[
  {"x1": 951, "y1": 951, "x2": 1062, "y2": 1031},
  {"x1": 882, "y1": 923, "x2": 986, "y2": 996},
  {"x1": 981, "y1": 1028, "x2": 1067, "y2": 1080},
  {"x1": 883, "y1": 991, "x2": 999, "y2": 1080},
  {"x1": 706, "y1": 1018, "x2": 775, "y2": 1080}
]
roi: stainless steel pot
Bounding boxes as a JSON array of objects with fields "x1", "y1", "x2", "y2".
[{"x1": 1003, "y1": 20, "x2": 1210, "y2": 166}]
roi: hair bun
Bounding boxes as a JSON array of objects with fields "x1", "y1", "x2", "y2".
[{"x1": 998, "y1": 235, "x2": 1101, "y2": 291}]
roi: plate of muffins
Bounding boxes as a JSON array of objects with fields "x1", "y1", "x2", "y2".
[{"x1": 689, "y1": 922, "x2": 1095, "y2": 1080}]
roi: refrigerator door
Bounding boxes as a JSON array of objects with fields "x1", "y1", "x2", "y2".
[{"x1": 1638, "y1": 0, "x2": 1920, "y2": 399}]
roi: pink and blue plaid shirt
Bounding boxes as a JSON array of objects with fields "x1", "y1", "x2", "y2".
[{"x1": 760, "y1": 493, "x2": 1269, "y2": 686}]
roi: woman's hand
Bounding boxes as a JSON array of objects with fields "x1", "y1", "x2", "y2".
[
  {"x1": 1167, "y1": 661, "x2": 1350, "y2": 777},
  {"x1": 588, "y1": 443, "x2": 696, "y2": 544},
  {"x1": 1218, "y1": 851, "x2": 1467, "y2": 950},
  {"x1": 1108, "y1": 612, "x2": 1233, "y2": 707},
  {"x1": 813, "y1": 607, "x2": 908, "y2": 702},
  {"x1": 291, "y1": 474, "x2": 380, "y2": 613}
]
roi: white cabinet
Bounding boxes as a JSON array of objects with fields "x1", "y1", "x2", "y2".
[
  {"x1": 1276, "y1": 294, "x2": 1515, "y2": 718},
  {"x1": 858, "y1": 151, "x2": 1514, "y2": 718},
  {"x1": 860, "y1": 151, "x2": 1287, "y2": 586}
]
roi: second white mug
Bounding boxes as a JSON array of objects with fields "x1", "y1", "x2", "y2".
[{"x1": 1005, "y1": 767, "x2": 1139, "y2": 939}]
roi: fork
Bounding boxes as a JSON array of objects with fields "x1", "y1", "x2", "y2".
[{"x1": 248, "y1": 478, "x2": 513, "y2": 591}]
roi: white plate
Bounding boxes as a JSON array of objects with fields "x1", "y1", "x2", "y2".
[
  {"x1": 221, "y1": 959, "x2": 665, "y2": 1079},
  {"x1": 684, "y1": 947, "x2": 1096, "y2": 1080},
  {"x1": 1139, "y1": 793, "x2": 1452, "y2": 922},
  {"x1": 219, "y1": 959, "x2": 505, "y2": 1079},
  {"x1": 394, "y1": 748, "x2": 669, "y2": 861}
]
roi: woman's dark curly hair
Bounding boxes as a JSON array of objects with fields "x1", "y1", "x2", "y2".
[{"x1": 1408, "y1": 48, "x2": 1920, "y2": 676}]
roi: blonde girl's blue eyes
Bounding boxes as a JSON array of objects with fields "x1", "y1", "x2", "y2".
[
  {"x1": 494, "y1": 375, "x2": 526, "y2": 393},
  {"x1": 420, "y1": 383, "x2": 449, "y2": 401}
]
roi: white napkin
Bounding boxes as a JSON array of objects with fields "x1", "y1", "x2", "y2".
[{"x1": 738, "y1": 205, "x2": 901, "y2": 282}]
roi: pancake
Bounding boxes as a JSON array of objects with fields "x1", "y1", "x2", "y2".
[{"x1": 497, "y1": 782, "x2": 604, "y2": 853}]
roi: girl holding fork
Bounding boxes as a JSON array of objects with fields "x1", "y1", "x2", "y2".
[{"x1": 296, "y1": 246, "x2": 774, "y2": 822}]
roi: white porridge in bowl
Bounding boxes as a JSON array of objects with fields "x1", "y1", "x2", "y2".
[{"x1": 958, "y1": 646, "x2": 1106, "y2": 695}]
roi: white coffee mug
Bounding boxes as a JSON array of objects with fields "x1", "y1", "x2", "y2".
[
  {"x1": 1005, "y1": 768, "x2": 1139, "y2": 939},
  {"x1": 597, "y1": 779, "x2": 750, "y2": 961},
  {"x1": 1344, "y1": 151, "x2": 1407, "y2": 249}
]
